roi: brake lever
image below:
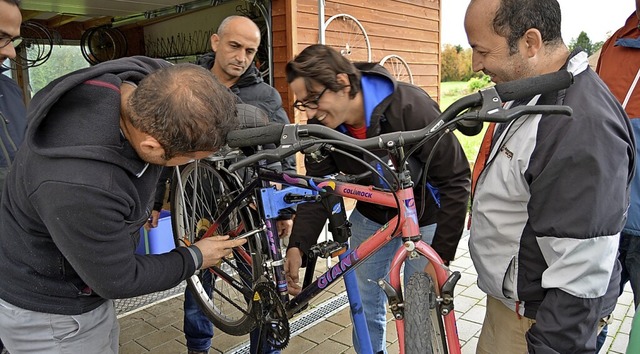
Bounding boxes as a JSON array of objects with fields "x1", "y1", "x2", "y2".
[
  {"x1": 504, "y1": 105, "x2": 573, "y2": 120},
  {"x1": 456, "y1": 104, "x2": 573, "y2": 125}
]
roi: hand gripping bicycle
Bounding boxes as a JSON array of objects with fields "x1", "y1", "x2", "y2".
[{"x1": 172, "y1": 70, "x2": 574, "y2": 353}]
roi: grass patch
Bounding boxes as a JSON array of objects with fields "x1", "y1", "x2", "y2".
[{"x1": 440, "y1": 81, "x2": 484, "y2": 163}]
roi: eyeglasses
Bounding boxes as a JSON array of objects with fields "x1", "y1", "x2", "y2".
[
  {"x1": 293, "y1": 87, "x2": 328, "y2": 111},
  {"x1": 0, "y1": 36, "x2": 22, "y2": 49}
]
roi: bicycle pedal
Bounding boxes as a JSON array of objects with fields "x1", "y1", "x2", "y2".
[
  {"x1": 330, "y1": 247, "x2": 347, "y2": 258},
  {"x1": 309, "y1": 241, "x2": 346, "y2": 258}
]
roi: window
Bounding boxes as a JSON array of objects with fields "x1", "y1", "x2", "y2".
[{"x1": 28, "y1": 44, "x2": 89, "y2": 96}]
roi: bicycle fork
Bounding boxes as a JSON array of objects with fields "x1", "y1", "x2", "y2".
[{"x1": 383, "y1": 239, "x2": 463, "y2": 354}]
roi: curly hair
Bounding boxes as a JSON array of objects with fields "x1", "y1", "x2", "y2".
[
  {"x1": 128, "y1": 63, "x2": 238, "y2": 159},
  {"x1": 492, "y1": 0, "x2": 563, "y2": 54}
]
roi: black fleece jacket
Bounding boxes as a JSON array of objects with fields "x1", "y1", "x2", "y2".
[
  {"x1": 0, "y1": 56, "x2": 200, "y2": 315},
  {"x1": 0, "y1": 70, "x2": 27, "y2": 193}
]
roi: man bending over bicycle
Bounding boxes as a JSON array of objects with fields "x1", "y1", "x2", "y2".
[{"x1": 283, "y1": 44, "x2": 471, "y2": 353}]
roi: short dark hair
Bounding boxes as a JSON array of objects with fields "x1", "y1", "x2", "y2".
[
  {"x1": 1, "y1": 0, "x2": 21, "y2": 7},
  {"x1": 285, "y1": 44, "x2": 361, "y2": 99},
  {"x1": 128, "y1": 63, "x2": 238, "y2": 159},
  {"x1": 493, "y1": 0, "x2": 563, "y2": 54}
]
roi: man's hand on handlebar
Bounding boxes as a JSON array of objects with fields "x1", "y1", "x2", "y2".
[
  {"x1": 194, "y1": 236, "x2": 247, "y2": 269},
  {"x1": 284, "y1": 247, "x2": 303, "y2": 295}
]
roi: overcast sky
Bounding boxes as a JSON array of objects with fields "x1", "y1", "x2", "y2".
[{"x1": 441, "y1": 1, "x2": 637, "y2": 47}]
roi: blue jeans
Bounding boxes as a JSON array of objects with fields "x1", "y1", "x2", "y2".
[
  {"x1": 349, "y1": 208, "x2": 436, "y2": 354},
  {"x1": 184, "y1": 264, "x2": 280, "y2": 354},
  {"x1": 618, "y1": 233, "x2": 640, "y2": 307},
  {"x1": 595, "y1": 233, "x2": 640, "y2": 353}
]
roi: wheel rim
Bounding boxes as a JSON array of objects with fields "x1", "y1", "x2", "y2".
[
  {"x1": 323, "y1": 14, "x2": 372, "y2": 62},
  {"x1": 171, "y1": 161, "x2": 259, "y2": 334},
  {"x1": 380, "y1": 54, "x2": 414, "y2": 84}
]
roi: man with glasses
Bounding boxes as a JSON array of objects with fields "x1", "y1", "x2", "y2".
[
  {"x1": 0, "y1": 0, "x2": 26, "y2": 196},
  {"x1": 0, "y1": 1, "x2": 24, "y2": 353},
  {"x1": 283, "y1": 44, "x2": 471, "y2": 353}
]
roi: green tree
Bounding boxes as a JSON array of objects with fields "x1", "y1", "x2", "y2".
[
  {"x1": 593, "y1": 40, "x2": 605, "y2": 53},
  {"x1": 441, "y1": 44, "x2": 462, "y2": 81},
  {"x1": 441, "y1": 45, "x2": 479, "y2": 82},
  {"x1": 569, "y1": 31, "x2": 595, "y2": 56}
]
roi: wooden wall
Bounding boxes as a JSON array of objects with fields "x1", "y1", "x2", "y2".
[
  {"x1": 272, "y1": 0, "x2": 441, "y2": 123},
  {"x1": 271, "y1": 0, "x2": 296, "y2": 122}
]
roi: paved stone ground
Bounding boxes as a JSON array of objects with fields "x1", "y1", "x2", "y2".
[{"x1": 118, "y1": 233, "x2": 635, "y2": 354}]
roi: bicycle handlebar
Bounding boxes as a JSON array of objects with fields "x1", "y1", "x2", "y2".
[{"x1": 226, "y1": 70, "x2": 574, "y2": 171}]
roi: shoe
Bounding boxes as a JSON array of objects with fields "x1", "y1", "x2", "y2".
[{"x1": 187, "y1": 350, "x2": 208, "y2": 354}]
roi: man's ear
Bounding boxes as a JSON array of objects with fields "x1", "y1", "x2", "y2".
[
  {"x1": 336, "y1": 73, "x2": 351, "y2": 96},
  {"x1": 522, "y1": 28, "x2": 542, "y2": 57},
  {"x1": 210, "y1": 34, "x2": 220, "y2": 52},
  {"x1": 336, "y1": 73, "x2": 350, "y2": 86},
  {"x1": 139, "y1": 135, "x2": 164, "y2": 157}
]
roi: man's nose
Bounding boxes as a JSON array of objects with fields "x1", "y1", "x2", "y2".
[
  {"x1": 235, "y1": 51, "x2": 246, "y2": 63},
  {"x1": 471, "y1": 55, "x2": 482, "y2": 73},
  {"x1": 0, "y1": 44, "x2": 17, "y2": 60},
  {"x1": 305, "y1": 107, "x2": 318, "y2": 119}
]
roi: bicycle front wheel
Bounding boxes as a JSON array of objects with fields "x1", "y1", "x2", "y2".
[
  {"x1": 170, "y1": 160, "x2": 262, "y2": 335},
  {"x1": 404, "y1": 272, "x2": 447, "y2": 354}
]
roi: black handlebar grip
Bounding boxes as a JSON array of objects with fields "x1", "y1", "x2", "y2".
[
  {"x1": 494, "y1": 70, "x2": 574, "y2": 102},
  {"x1": 226, "y1": 124, "x2": 285, "y2": 148}
]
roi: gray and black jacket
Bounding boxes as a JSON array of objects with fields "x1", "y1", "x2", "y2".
[{"x1": 469, "y1": 50, "x2": 635, "y2": 352}]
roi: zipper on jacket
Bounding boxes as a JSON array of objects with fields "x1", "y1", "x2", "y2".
[{"x1": 0, "y1": 111, "x2": 15, "y2": 167}]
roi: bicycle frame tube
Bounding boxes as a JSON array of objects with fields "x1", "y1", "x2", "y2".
[{"x1": 257, "y1": 176, "x2": 290, "y2": 298}]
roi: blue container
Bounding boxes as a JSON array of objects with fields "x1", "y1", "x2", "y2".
[{"x1": 136, "y1": 210, "x2": 175, "y2": 255}]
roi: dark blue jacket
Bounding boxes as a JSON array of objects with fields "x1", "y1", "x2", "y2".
[{"x1": 0, "y1": 70, "x2": 27, "y2": 193}]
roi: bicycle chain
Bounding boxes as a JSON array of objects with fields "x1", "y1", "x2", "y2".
[{"x1": 252, "y1": 282, "x2": 290, "y2": 349}]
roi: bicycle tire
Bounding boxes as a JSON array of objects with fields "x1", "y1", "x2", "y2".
[
  {"x1": 15, "y1": 21, "x2": 54, "y2": 68},
  {"x1": 404, "y1": 272, "x2": 447, "y2": 354},
  {"x1": 379, "y1": 54, "x2": 414, "y2": 84},
  {"x1": 170, "y1": 160, "x2": 262, "y2": 335}
]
